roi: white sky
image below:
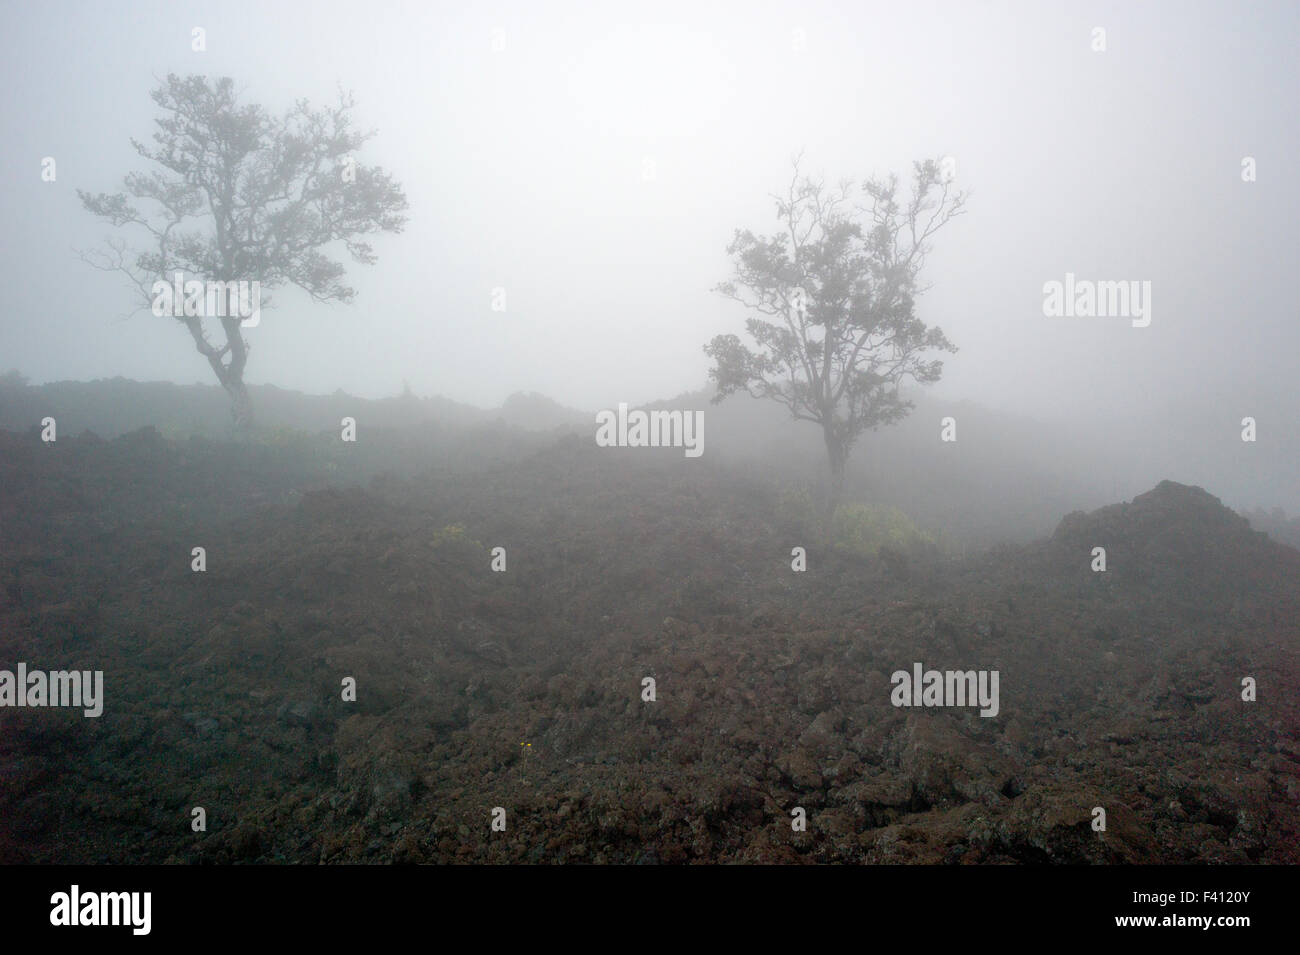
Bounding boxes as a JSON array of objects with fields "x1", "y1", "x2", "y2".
[{"x1": 1, "y1": 0, "x2": 1297, "y2": 426}]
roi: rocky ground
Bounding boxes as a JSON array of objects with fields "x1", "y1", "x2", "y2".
[{"x1": 0, "y1": 427, "x2": 1296, "y2": 863}]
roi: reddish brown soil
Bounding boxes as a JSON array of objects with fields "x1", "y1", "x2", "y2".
[{"x1": 1, "y1": 428, "x2": 1296, "y2": 863}]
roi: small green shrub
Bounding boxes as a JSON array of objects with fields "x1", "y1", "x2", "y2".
[
  {"x1": 430, "y1": 522, "x2": 486, "y2": 554},
  {"x1": 775, "y1": 483, "x2": 934, "y2": 557},
  {"x1": 431, "y1": 523, "x2": 468, "y2": 548},
  {"x1": 833, "y1": 501, "x2": 934, "y2": 557}
]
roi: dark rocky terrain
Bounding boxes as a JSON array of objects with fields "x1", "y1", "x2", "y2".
[{"x1": 1, "y1": 427, "x2": 1296, "y2": 864}]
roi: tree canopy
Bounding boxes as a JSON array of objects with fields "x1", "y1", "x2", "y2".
[
  {"x1": 705, "y1": 155, "x2": 966, "y2": 518},
  {"x1": 79, "y1": 73, "x2": 409, "y2": 427}
]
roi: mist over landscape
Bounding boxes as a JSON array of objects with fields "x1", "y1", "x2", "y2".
[
  {"x1": 1, "y1": 0, "x2": 1298, "y2": 901},
  {"x1": 4, "y1": 1, "x2": 1298, "y2": 515}
]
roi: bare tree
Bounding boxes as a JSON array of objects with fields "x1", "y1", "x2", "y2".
[
  {"x1": 705, "y1": 155, "x2": 966, "y2": 525},
  {"x1": 79, "y1": 74, "x2": 408, "y2": 429}
]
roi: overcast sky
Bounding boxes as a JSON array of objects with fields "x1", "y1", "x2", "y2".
[{"x1": 2, "y1": 0, "x2": 1296, "y2": 429}]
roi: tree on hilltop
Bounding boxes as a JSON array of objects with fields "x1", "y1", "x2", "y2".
[
  {"x1": 705, "y1": 155, "x2": 966, "y2": 525},
  {"x1": 79, "y1": 74, "x2": 408, "y2": 429}
]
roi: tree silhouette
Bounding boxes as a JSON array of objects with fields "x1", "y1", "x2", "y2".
[
  {"x1": 705, "y1": 155, "x2": 966, "y2": 525},
  {"x1": 79, "y1": 74, "x2": 408, "y2": 429}
]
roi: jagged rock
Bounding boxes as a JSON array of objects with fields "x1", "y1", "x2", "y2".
[
  {"x1": 182, "y1": 712, "x2": 220, "y2": 739},
  {"x1": 277, "y1": 700, "x2": 320, "y2": 727}
]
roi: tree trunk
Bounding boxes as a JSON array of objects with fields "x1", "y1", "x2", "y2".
[
  {"x1": 182, "y1": 314, "x2": 253, "y2": 434},
  {"x1": 225, "y1": 378, "x2": 253, "y2": 432},
  {"x1": 822, "y1": 431, "x2": 848, "y2": 539},
  {"x1": 218, "y1": 317, "x2": 252, "y2": 434}
]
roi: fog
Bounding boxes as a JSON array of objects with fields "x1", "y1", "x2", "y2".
[
  {"x1": 4, "y1": 1, "x2": 1300, "y2": 880},
  {"x1": 2, "y1": 0, "x2": 1297, "y2": 513}
]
